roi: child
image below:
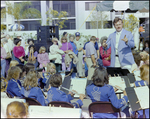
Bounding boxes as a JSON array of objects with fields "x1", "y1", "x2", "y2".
[
  {"x1": 21, "y1": 70, "x2": 46, "y2": 106},
  {"x1": 6, "y1": 101, "x2": 29, "y2": 118},
  {"x1": 129, "y1": 64, "x2": 149, "y2": 118},
  {"x1": 49, "y1": 37, "x2": 64, "y2": 72},
  {"x1": 9, "y1": 60, "x2": 19, "y2": 68},
  {"x1": 6, "y1": 66, "x2": 23, "y2": 98},
  {"x1": 37, "y1": 46, "x2": 50, "y2": 71},
  {"x1": 45, "y1": 73, "x2": 85, "y2": 107},
  {"x1": 99, "y1": 36, "x2": 111, "y2": 67},
  {"x1": 42, "y1": 63, "x2": 56, "y2": 91}
]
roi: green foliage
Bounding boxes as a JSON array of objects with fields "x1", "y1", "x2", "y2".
[
  {"x1": 123, "y1": 14, "x2": 139, "y2": 33},
  {"x1": 90, "y1": 10, "x2": 108, "y2": 29},
  {"x1": 46, "y1": 8, "x2": 68, "y2": 30},
  {"x1": 1, "y1": 24, "x2": 6, "y2": 32},
  {"x1": 1, "y1": 1, "x2": 41, "y2": 30}
]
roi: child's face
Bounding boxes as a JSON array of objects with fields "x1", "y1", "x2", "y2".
[
  {"x1": 29, "y1": 41, "x2": 34, "y2": 45},
  {"x1": 17, "y1": 41, "x2": 21, "y2": 46},
  {"x1": 145, "y1": 43, "x2": 148, "y2": 47},
  {"x1": 42, "y1": 50, "x2": 45, "y2": 53},
  {"x1": 53, "y1": 41, "x2": 57, "y2": 45},
  {"x1": 49, "y1": 67, "x2": 55, "y2": 73}
]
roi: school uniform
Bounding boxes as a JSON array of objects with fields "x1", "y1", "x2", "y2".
[
  {"x1": 130, "y1": 80, "x2": 149, "y2": 118},
  {"x1": 21, "y1": 87, "x2": 46, "y2": 106},
  {"x1": 45, "y1": 87, "x2": 83, "y2": 108},
  {"x1": 42, "y1": 73, "x2": 51, "y2": 91},
  {"x1": 6, "y1": 78, "x2": 23, "y2": 98},
  {"x1": 86, "y1": 83, "x2": 128, "y2": 118}
]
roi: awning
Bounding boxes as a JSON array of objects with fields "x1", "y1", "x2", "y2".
[{"x1": 129, "y1": 1, "x2": 149, "y2": 10}]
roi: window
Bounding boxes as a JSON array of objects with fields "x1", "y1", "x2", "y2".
[
  {"x1": 53, "y1": 1, "x2": 75, "y2": 17},
  {"x1": 52, "y1": 19, "x2": 76, "y2": 30},
  {"x1": 85, "y1": 2, "x2": 99, "y2": 11},
  {"x1": 86, "y1": 21, "x2": 112, "y2": 29},
  {"x1": 15, "y1": 20, "x2": 41, "y2": 31}
]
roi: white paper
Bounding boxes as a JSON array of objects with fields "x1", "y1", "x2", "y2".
[
  {"x1": 134, "y1": 86, "x2": 149, "y2": 109},
  {"x1": 70, "y1": 78, "x2": 87, "y2": 97},
  {"x1": 109, "y1": 77, "x2": 126, "y2": 91},
  {"x1": 1, "y1": 98, "x2": 25, "y2": 118},
  {"x1": 29, "y1": 106, "x2": 81, "y2": 118}
]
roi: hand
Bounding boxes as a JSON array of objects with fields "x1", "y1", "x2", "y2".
[
  {"x1": 19, "y1": 56, "x2": 23, "y2": 59},
  {"x1": 21, "y1": 59, "x2": 24, "y2": 62},
  {"x1": 114, "y1": 87, "x2": 119, "y2": 92},
  {"x1": 114, "y1": 85, "x2": 121, "y2": 92},
  {"x1": 69, "y1": 90, "x2": 78, "y2": 97},
  {"x1": 105, "y1": 57, "x2": 109, "y2": 61},
  {"x1": 123, "y1": 90, "x2": 127, "y2": 96},
  {"x1": 121, "y1": 35, "x2": 128, "y2": 43},
  {"x1": 79, "y1": 94, "x2": 86, "y2": 101}
]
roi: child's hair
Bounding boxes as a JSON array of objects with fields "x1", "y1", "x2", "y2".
[
  {"x1": 132, "y1": 50, "x2": 142, "y2": 67},
  {"x1": 16, "y1": 64, "x2": 27, "y2": 78},
  {"x1": 23, "y1": 70, "x2": 38, "y2": 90},
  {"x1": 140, "y1": 64, "x2": 149, "y2": 84},
  {"x1": 25, "y1": 63, "x2": 35, "y2": 74},
  {"x1": 52, "y1": 37, "x2": 58, "y2": 43},
  {"x1": 10, "y1": 60, "x2": 19, "y2": 67},
  {"x1": 6, "y1": 101, "x2": 29, "y2": 118},
  {"x1": 7, "y1": 66, "x2": 22, "y2": 81},
  {"x1": 46, "y1": 62, "x2": 56, "y2": 74},
  {"x1": 50, "y1": 74, "x2": 62, "y2": 88},
  {"x1": 39, "y1": 46, "x2": 46, "y2": 54}
]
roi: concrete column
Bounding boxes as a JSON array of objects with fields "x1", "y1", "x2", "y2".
[{"x1": 41, "y1": 1, "x2": 47, "y2": 26}]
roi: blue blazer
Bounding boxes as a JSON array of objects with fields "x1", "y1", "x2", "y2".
[
  {"x1": 86, "y1": 83, "x2": 128, "y2": 118},
  {"x1": 45, "y1": 87, "x2": 83, "y2": 108},
  {"x1": 106, "y1": 28, "x2": 135, "y2": 67},
  {"x1": 7, "y1": 79, "x2": 23, "y2": 98},
  {"x1": 21, "y1": 87, "x2": 46, "y2": 106}
]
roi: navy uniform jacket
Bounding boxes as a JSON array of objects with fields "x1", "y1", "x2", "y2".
[
  {"x1": 6, "y1": 78, "x2": 23, "y2": 98},
  {"x1": 86, "y1": 83, "x2": 128, "y2": 118},
  {"x1": 132, "y1": 80, "x2": 149, "y2": 118},
  {"x1": 45, "y1": 87, "x2": 83, "y2": 108},
  {"x1": 21, "y1": 87, "x2": 46, "y2": 106}
]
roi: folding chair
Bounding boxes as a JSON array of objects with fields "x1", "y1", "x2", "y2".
[
  {"x1": 23, "y1": 97, "x2": 42, "y2": 106},
  {"x1": 48, "y1": 101, "x2": 74, "y2": 108},
  {"x1": 88, "y1": 101, "x2": 121, "y2": 118}
]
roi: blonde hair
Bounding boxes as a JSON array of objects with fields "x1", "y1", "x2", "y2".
[
  {"x1": 7, "y1": 66, "x2": 22, "y2": 81},
  {"x1": 23, "y1": 70, "x2": 38, "y2": 90},
  {"x1": 10, "y1": 60, "x2": 19, "y2": 67},
  {"x1": 39, "y1": 46, "x2": 46, "y2": 54},
  {"x1": 6, "y1": 101, "x2": 29, "y2": 118},
  {"x1": 140, "y1": 64, "x2": 149, "y2": 84},
  {"x1": 52, "y1": 37, "x2": 58, "y2": 43},
  {"x1": 61, "y1": 36, "x2": 67, "y2": 43},
  {"x1": 46, "y1": 62, "x2": 56, "y2": 75}
]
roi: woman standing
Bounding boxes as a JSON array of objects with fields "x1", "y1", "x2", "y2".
[{"x1": 13, "y1": 38, "x2": 25, "y2": 65}]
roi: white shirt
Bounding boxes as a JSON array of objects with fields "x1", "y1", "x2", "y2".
[
  {"x1": 20, "y1": 37, "x2": 25, "y2": 49},
  {"x1": 3, "y1": 43, "x2": 12, "y2": 57},
  {"x1": 7, "y1": 38, "x2": 14, "y2": 51},
  {"x1": 115, "y1": 29, "x2": 123, "y2": 55}
]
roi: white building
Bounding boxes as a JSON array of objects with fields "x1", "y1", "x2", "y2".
[{"x1": 1, "y1": 1, "x2": 149, "y2": 48}]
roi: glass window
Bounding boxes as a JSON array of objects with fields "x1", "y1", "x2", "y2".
[
  {"x1": 85, "y1": 2, "x2": 99, "y2": 11},
  {"x1": 15, "y1": 20, "x2": 41, "y2": 31},
  {"x1": 52, "y1": 19, "x2": 76, "y2": 30},
  {"x1": 53, "y1": 1, "x2": 75, "y2": 17}
]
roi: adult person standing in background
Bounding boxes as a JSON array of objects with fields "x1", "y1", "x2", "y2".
[
  {"x1": 103, "y1": 17, "x2": 135, "y2": 71},
  {"x1": 1, "y1": 38, "x2": 12, "y2": 75},
  {"x1": 6, "y1": 34, "x2": 14, "y2": 53},
  {"x1": 85, "y1": 36, "x2": 97, "y2": 80},
  {"x1": 74, "y1": 32, "x2": 85, "y2": 78}
]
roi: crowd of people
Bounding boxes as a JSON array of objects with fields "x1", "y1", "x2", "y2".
[{"x1": 1, "y1": 17, "x2": 149, "y2": 118}]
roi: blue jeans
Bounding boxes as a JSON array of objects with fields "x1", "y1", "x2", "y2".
[{"x1": 1, "y1": 60, "x2": 6, "y2": 77}]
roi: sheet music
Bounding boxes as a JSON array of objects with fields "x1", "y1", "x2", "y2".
[
  {"x1": 109, "y1": 77, "x2": 126, "y2": 91},
  {"x1": 134, "y1": 86, "x2": 149, "y2": 109},
  {"x1": 70, "y1": 78, "x2": 87, "y2": 97},
  {"x1": 29, "y1": 106, "x2": 81, "y2": 118}
]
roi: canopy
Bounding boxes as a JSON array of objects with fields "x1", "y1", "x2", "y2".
[
  {"x1": 9, "y1": 23, "x2": 25, "y2": 30},
  {"x1": 96, "y1": 1, "x2": 149, "y2": 11}
]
